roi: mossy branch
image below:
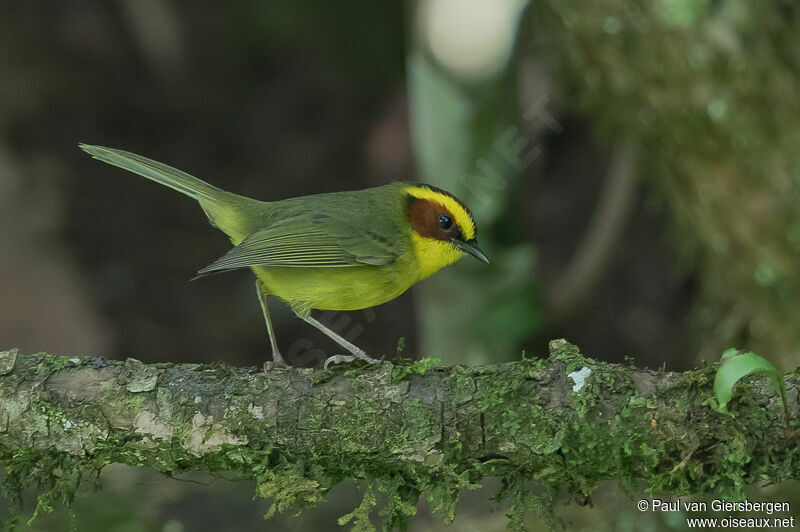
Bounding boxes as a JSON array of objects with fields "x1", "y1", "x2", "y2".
[{"x1": 0, "y1": 340, "x2": 797, "y2": 529}]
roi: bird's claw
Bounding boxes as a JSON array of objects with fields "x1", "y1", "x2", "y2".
[
  {"x1": 263, "y1": 359, "x2": 288, "y2": 373},
  {"x1": 323, "y1": 353, "x2": 382, "y2": 370},
  {"x1": 323, "y1": 354, "x2": 357, "y2": 370}
]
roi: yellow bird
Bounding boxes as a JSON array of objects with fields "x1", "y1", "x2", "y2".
[{"x1": 80, "y1": 144, "x2": 488, "y2": 369}]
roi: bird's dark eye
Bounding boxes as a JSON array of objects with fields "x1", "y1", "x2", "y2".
[{"x1": 438, "y1": 214, "x2": 453, "y2": 230}]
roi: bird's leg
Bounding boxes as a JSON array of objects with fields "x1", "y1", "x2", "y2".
[
  {"x1": 255, "y1": 279, "x2": 286, "y2": 370},
  {"x1": 294, "y1": 311, "x2": 381, "y2": 369}
]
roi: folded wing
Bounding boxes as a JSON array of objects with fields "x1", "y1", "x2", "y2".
[{"x1": 195, "y1": 213, "x2": 398, "y2": 277}]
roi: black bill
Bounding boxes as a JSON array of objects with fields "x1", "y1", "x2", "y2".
[{"x1": 454, "y1": 239, "x2": 490, "y2": 264}]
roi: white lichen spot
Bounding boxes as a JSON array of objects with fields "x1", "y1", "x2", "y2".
[
  {"x1": 0, "y1": 348, "x2": 18, "y2": 375},
  {"x1": 249, "y1": 405, "x2": 264, "y2": 420},
  {"x1": 499, "y1": 442, "x2": 517, "y2": 453},
  {"x1": 568, "y1": 367, "x2": 592, "y2": 392},
  {"x1": 133, "y1": 411, "x2": 173, "y2": 441},
  {"x1": 396, "y1": 451, "x2": 425, "y2": 462},
  {"x1": 424, "y1": 451, "x2": 443, "y2": 466},
  {"x1": 63, "y1": 420, "x2": 73, "y2": 430},
  {"x1": 194, "y1": 396, "x2": 202, "y2": 404},
  {"x1": 126, "y1": 373, "x2": 158, "y2": 393},
  {"x1": 186, "y1": 413, "x2": 247, "y2": 455},
  {"x1": 384, "y1": 381, "x2": 411, "y2": 403}
]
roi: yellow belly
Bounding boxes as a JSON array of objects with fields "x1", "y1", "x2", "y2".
[
  {"x1": 253, "y1": 262, "x2": 416, "y2": 314},
  {"x1": 251, "y1": 232, "x2": 465, "y2": 314}
]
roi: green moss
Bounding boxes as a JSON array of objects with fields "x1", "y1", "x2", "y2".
[
  {"x1": 41, "y1": 354, "x2": 77, "y2": 375},
  {"x1": 390, "y1": 357, "x2": 442, "y2": 382},
  {"x1": 337, "y1": 483, "x2": 376, "y2": 530},
  {"x1": 256, "y1": 461, "x2": 324, "y2": 519},
  {"x1": 548, "y1": 339, "x2": 590, "y2": 371},
  {"x1": 1, "y1": 448, "x2": 81, "y2": 526},
  {"x1": 36, "y1": 401, "x2": 65, "y2": 420},
  {"x1": 520, "y1": 352, "x2": 549, "y2": 377}
]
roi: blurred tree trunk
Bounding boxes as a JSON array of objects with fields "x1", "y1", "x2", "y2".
[{"x1": 530, "y1": 1, "x2": 800, "y2": 364}]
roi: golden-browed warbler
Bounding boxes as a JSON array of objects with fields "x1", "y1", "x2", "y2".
[{"x1": 79, "y1": 144, "x2": 488, "y2": 369}]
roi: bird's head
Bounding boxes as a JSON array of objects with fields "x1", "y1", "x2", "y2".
[{"x1": 404, "y1": 184, "x2": 488, "y2": 279}]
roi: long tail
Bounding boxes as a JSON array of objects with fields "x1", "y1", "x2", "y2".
[
  {"x1": 80, "y1": 144, "x2": 224, "y2": 201},
  {"x1": 79, "y1": 144, "x2": 254, "y2": 243}
]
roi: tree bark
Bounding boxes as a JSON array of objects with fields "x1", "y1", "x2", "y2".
[{"x1": 0, "y1": 340, "x2": 796, "y2": 528}]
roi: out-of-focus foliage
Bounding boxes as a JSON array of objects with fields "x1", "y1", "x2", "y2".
[
  {"x1": 409, "y1": 1, "x2": 542, "y2": 364},
  {"x1": 529, "y1": 0, "x2": 800, "y2": 363}
]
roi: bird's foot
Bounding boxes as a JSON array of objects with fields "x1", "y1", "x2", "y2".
[
  {"x1": 323, "y1": 354, "x2": 355, "y2": 370},
  {"x1": 323, "y1": 352, "x2": 382, "y2": 370},
  {"x1": 263, "y1": 352, "x2": 288, "y2": 373}
]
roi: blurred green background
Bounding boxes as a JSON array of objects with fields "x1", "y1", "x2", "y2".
[{"x1": 1, "y1": 0, "x2": 798, "y2": 529}]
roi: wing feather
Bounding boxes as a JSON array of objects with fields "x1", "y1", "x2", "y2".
[{"x1": 195, "y1": 213, "x2": 397, "y2": 276}]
